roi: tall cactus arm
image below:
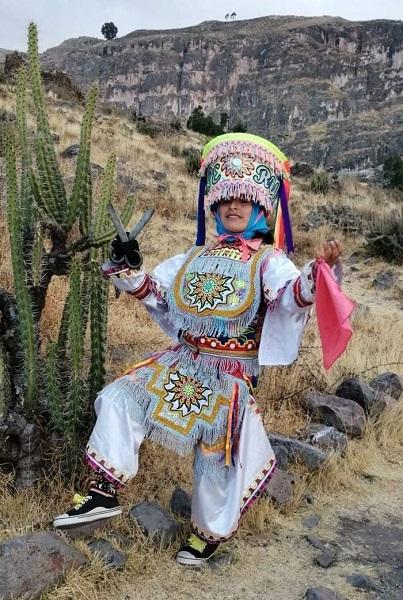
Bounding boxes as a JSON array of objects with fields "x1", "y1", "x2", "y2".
[
  {"x1": 4, "y1": 131, "x2": 38, "y2": 412},
  {"x1": 67, "y1": 86, "x2": 98, "y2": 230},
  {"x1": 45, "y1": 342, "x2": 64, "y2": 432},
  {"x1": 28, "y1": 22, "x2": 67, "y2": 223},
  {"x1": 89, "y1": 247, "x2": 108, "y2": 403},
  {"x1": 66, "y1": 257, "x2": 85, "y2": 434},
  {"x1": 16, "y1": 67, "x2": 34, "y2": 230},
  {"x1": 94, "y1": 154, "x2": 116, "y2": 238}
]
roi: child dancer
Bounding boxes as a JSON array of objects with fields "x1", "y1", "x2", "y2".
[{"x1": 54, "y1": 133, "x2": 344, "y2": 566}]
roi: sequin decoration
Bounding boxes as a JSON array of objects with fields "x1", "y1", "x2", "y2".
[
  {"x1": 164, "y1": 370, "x2": 212, "y2": 417},
  {"x1": 220, "y1": 155, "x2": 255, "y2": 178},
  {"x1": 186, "y1": 272, "x2": 235, "y2": 313}
]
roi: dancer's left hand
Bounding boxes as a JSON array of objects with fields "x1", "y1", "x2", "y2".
[{"x1": 315, "y1": 239, "x2": 343, "y2": 267}]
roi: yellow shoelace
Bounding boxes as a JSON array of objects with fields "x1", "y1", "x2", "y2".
[
  {"x1": 73, "y1": 493, "x2": 91, "y2": 508},
  {"x1": 187, "y1": 534, "x2": 206, "y2": 553}
]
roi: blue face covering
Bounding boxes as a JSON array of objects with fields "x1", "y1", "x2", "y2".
[{"x1": 214, "y1": 202, "x2": 269, "y2": 240}]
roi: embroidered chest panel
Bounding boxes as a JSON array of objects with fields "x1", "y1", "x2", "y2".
[{"x1": 168, "y1": 245, "x2": 267, "y2": 330}]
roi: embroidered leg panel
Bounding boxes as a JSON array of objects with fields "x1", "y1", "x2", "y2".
[
  {"x1": 85, "y1": 387, "x2": 146, "y2": 486},
  {"x1": 191, "y1": 397, "x2": 276, "y2": 543}
]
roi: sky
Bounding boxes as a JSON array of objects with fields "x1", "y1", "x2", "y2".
[{"x1": 0, "y1": 0, "x2": 402, "y2": 52}]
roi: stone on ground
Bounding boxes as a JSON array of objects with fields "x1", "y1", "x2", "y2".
[
  {"x1": 302, "y1": 515, "x2": 321, "y2": 529},
  {"x1": 0, "y1": 532, "x2": 86, "y2": 600},
  {"x1": 268, "y1": 432, "x2": 327, "y2": 470},
  {"x1": 369, "y1": 371, "x2": 402, "y2": 401},
  {"x1": 129, "y1": 501, "x2": 180, "y2": 545},
  {"x1": 307, "y1": 424, "x2": 348, "y2": 453},
  {"x1": 346, "y1": 573, "x2": 379, "y2": 591},
  {"x1": 335, "y1": 377, "x2": 396, "y2": 416},
  {"x1": 303, "y1": 391, "x2": 366, "y2": 437},
  {"x1": 57, "y1": 517, "x2": 115, "y2": 540},
  {"x1": 265, "y1": 469, "x2": 295, "y2": 505},
  {"x1": 315, "y1": 550, "x2": 337, "y2": 568},
  {"x1": 88, "y1": 538, "x2": 126, "y2": 569},
  {"x1": 170, "y1": 487, "x2": 191, "y2": 519},
  {"x1": 305, "y1": 586, "x2": 345, "y2": 600}
]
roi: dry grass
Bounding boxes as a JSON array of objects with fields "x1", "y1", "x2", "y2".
[{"x1": 0, "y1": 83, "x2": 402, "y2": 598}]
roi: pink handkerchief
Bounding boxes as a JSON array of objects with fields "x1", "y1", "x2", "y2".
[{"x1": 315, "y1": 260, "x2": 355, "y2": 369}]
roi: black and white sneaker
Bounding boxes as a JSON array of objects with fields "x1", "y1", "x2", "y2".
[
  {"x1": 53, "y1": 488, "x2": 122, "y2": 528},
  {"x1": 176, "y1": 533, "x2": 219, "y2": 566}
]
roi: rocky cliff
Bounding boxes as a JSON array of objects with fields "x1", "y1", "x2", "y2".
[{"x1": 41, "y1": 15, "x2": 403, "y2": 171}]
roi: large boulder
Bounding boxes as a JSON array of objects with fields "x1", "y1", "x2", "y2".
[
  {"x1": 303, "y1": 392, "x2": 366, "y2": 438},
  {"x1": 0, "y1": 532, "x2": 86, "y2": 600},
  {"x1": 268, "y1": 432, "x2": 328, "y2": 470},
  {"x1": 369, "y1": 372, "x2": 402, "y2": 401},
  {"x1": 129, "y1": 501, "x2": 180, "y2": 545},
  {"x1": 335, "y1": 377, "x2": 396, "y2": 416}
]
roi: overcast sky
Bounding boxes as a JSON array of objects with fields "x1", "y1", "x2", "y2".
[{"x1": 1, "y1": 0, "x2": 402, "y2": 52}]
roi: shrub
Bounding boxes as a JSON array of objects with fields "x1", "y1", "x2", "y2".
[
  {"x1": 170, "y1": 118, "x2": 182, "y2": 131},
  {"x1": 187, "y1": 106, "x2": 224, "y2": 136},
  {"x1": 383, "y1": 155, "x2": 403, "y2": 192},
  {"x1": 310, "y1": 170, "x2": 330, "y2": 194},
  {"x1": 365, "y1": 208, "x2": 403, "y2": 264},
  {"x1": 231, "y1": 120, "x2": 247, "y2": 133},
  {"x1": 101, "y1": 22, "x2": 118, "y2": 40},
  {"x1": 136, "y1": 120, "x2": 159, "y2": 138},
  {"x1": 183, "y1": 147, "x2": 201, "y2": 176}
]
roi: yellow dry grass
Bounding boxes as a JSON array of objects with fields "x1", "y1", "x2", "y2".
[{"x1": 0, "y1": 83, "x2": 402, "y2": 599}]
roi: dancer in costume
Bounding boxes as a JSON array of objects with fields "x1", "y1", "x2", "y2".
[{"x1": 53, "y1": 133, "x2": 350, "y2": 566}]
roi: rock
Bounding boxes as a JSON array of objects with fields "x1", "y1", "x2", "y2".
[
  {"x1": 315, "y1": 551, "x2": 337, "y2": 568},
  {"x1": 209, "y1": 552, "x2": 234, "y2": 570},
  {"x1": 129, "y1": 501, "x2": 180, "y2": 545},
  {"x1": 88, "y1": 538, "x2": 126, "y2": 569},
  {"x1": 369, "y1": 372, "x2": 402, "y2": 400},
  {"x1": 372, "y1": 270, "x2": 396, "y2": 289},
  {"x1": 350, "y1": 265, "x2": 359, "y2": 272},
  {"x1": 307, "y1": 424, "x2": 348, "y2": 453},
  {"x1": 0, "y1": 532, "x2": 86, "y2": 600},
  {"x1": 265, "y1": 469, "x2": 295, "y2": 505},
  {"x1": 305, "y1": 586, "x2": 345, "y2": 600},
  {"x1": 58, "y1": 517, "x2": 115, "y2": 540},
  {"x1": 303, "y1": 392, "x2": 366, "y2": 438},
  {"x1": 303, "y1": 492, "x2": 315, "y2": 505},
  {"x1": 302, "y1": 515, "x2": 321, "y2": 529},
  {"x1": 305, "y1": 535, "x2": 327, "y2": 552},
  {"x1": 273, "y1": 444, "x2": 289, "y2": 470},
  {"x1": 346, "y1": 573, "x2": 378, "y2": 591},
  {"x1": 335, "y1": 377, "x2": 396, "y2": 417},
  {"x1": 170, "y1": 487, "x2": 191, "y2": 519},
  {"x1": 108, "y1": 530, "x2": 133, "y2": 549},
  {"x1": 268, "y1": 433, "x2": 327, "y2": 470},
  {"x1": 60, "y1": 143, "x2": 80, "y2": 158}
]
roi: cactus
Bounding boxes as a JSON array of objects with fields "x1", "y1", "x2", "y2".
[{"x1": 1, "y1": 22, "x2": 137, "y2": 477}]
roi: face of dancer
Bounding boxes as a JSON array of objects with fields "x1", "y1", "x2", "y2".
[{"x1": 218, "y1": 198, "x2": 253, "y2": 233}]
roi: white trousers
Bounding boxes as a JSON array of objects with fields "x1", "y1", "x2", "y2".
[{"x1": 87, "y1": 392, "x2": 276, "y2": 542}]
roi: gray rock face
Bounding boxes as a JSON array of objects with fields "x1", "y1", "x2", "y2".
[
  {"x1": 335, "y1": 377, "x2": 396, "y2": 416},
  {"x1": 269, "y1": 432, "x2": 328, "y2": 470},
  {"x1": 303, "y1": 391, "x2": 366, "y2": 437},
  {"x1": 0, "y1": 532, "x2": 86, "y2": 600},
  {"x1": 370, "y1": 372, "x2": 402, "y2": 401},
  {"x1": 40, "y1": 16, "x2": 403, "y2": 172},
  {"x1": 129, "y1": 501, "x2": 180, "y2": 545},
  {"x1": 372, "y1": 270, "x2": 396, "y2": 289},
  {"x1": 265, "y1": 469, "x2": 295, "y2": 505},
  {"x1": 87, "y1": 538, "x2": 126, "y2": 569}
]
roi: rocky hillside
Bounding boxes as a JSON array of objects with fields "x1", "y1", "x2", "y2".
[{"x1": 41, "y1": 15, "x2": 403, "y2": 171}]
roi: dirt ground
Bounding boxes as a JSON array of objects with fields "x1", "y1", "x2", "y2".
[{"x1": 118, "y1": 449, "x2": 403, "y2": 600}]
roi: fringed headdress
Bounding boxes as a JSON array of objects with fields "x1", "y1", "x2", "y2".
[{"x1": 195, "y1": 132, "x2": 294, "y2": 253}]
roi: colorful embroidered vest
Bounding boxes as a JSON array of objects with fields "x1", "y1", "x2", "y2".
[{"x1": 166, "y1": 243, "x2": 269, "y2": 339}]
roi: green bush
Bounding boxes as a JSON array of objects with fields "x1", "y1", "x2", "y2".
[
  {"x1": 310, "y1": 170, "x2": 330, "y2": 194},
  {"x1": 383, "y1": 155, "x2": 403, "y2": 191},
  {"x1": 187, "y1": 106, "x2": 224, "y2": 136},
  {"x1": 136, "y1": 120, "x2": 159, "y2": 138},
  {"x1": 365, "y1": 208, "x2": 403, "y2": 264}
]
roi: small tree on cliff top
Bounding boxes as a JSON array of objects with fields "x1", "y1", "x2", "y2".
[{"x1": 101, "y1": 22, "x2": 118, "y2": 40}]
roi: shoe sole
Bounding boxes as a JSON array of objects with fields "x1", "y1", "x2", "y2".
[
  {"x1": 176, "y1": 550, "x2": 218, "y2": 566},
  {"x1": 53, "y1": 507, "x2": 122, "y2": 528}
]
